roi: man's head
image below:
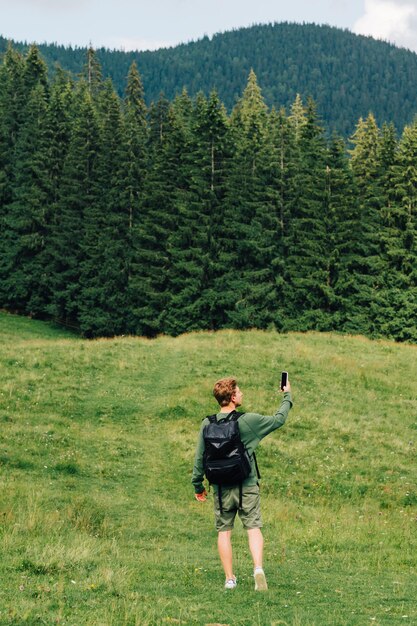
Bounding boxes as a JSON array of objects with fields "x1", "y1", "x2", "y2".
[{"x1": 213, "y1": 377, "x2": 243, "y2": 407}]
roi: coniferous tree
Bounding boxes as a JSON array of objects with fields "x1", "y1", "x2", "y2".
[
  {"x1": 2, "y1": 82, "x2": 51, "y2": 314},
  {"x1": 377, "y1": 121, "x2": 417, "y2": 340},
  {"x1": 0, "y1": 45, "x2": 25, "y2": 209},
  {"x1": 171, "y1": 88, "x2": 194, "y2": 143},
  {"x1": 198, "y1": 90, "x2": 233, "y2": 330},
  {"x1": 222, "y1": 70, "x2": 277, "y2": 329},
  {"x1": 48, "y1": 82, "x2": 101, "y2": 330},
  {"x1": 123, "y1": 62, "x2": 149, "y2": 330},
  {"x1": 77, "y1": 80, "x2": 129, "y2": 336},
  {"x1": 164, "y1": 91, "x2": 207, "y2": 335},
  {"x1": 83, "y1": 46, "x2": 103, "y2": 98},
  {"x1": 0, "y1": 46, "x2": 25, "y2": 305},
  {"x1": 378, "y1": 122, "x2": 397, "y2": 174},
  {"x1": 349, "y1": 113, "x2": 386, "y2": 335},
  {"x1": 166, "y1": 90, "x2": 231, "y2": 334},
  {"x1": 128, "y1": 95, "x2": 178, "y2": 336},
  {"x1": 266, "y1": 106, "x2": 299, "y2": 330},
  {"x1": 47, "y1": 78, "x2": 74, "y2": 202},
  {"x1": 23, "y1": 45, "x2": 48, "y2": 93},
  {"x1": 123, "y1": 61, "x2": 147, "y2": 232},
  {"x1": 288, "y1": 93, "x2": 307, "y2": 142},
  {"x1": 282, "y1": 97, "x2": 330, "y2": 330},
  {"x1": 325, "y1": 135, "x2": 362, "y2": 331},
  {"x1": 41, "y1": 76, "x2": 74, "y2": 307},
  {"x1": 1, "y1": 47, "x2": 50, "y2": 314}
]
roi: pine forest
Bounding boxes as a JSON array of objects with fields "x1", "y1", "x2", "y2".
[{"x1": 0, "y1": 44, "x2": 416, "y2": 342}]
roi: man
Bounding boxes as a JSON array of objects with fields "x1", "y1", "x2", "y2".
[{"x1": 192, "y1": 376, "x2": 293, "y2": 591}]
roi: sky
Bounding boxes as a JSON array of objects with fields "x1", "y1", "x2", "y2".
[{"x1": 1, "y1": 0, "x2": 417, "y2": 54}]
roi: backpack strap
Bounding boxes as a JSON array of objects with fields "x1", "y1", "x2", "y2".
[
  {"x1": 217, "y1": 484, "x2": 242, "y2": 514},
  {"x1": 228, "y1": 411, "x2": 260, "y2": 479},
  {"x1": 229, "y1": 410, "x2": 244, "y2": 421},
  {"x1": 219, "y1": 410, "x2": 242, "y2": 423},
  {"x1": 252, "y1": 451, "x2": 261, "y2": 480},
  {"x1": 204, "y1": 411, "x2": 244, "y2": 422},
  {"x1": 228, "y1": 412, "x2": 248, "y2": 509}
]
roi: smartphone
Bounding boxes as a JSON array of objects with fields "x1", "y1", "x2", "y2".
[{"x1": 280, "y1": 371, "x2": 288, "y2": 390}]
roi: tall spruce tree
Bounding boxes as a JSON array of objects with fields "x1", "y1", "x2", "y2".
[
  {"x1": 325, "y1": 135, "x2": 361, "y2": 331},
  {"x1": 170, "y1": 88, "x2": 194, "y2": 143},
  {"x1": 123, "y1": 61, "x2": 147, "y2": 233},
  {"x1": 349, "y1": 113, "x2": 386, "y2": 335},
  {"x1": 82, "y1": 46, "x2": 103, "y2": 98},
  {"x1": 123, "y1": 62, "x2": 149, "y2": 330},
  {"x1": 127, "y1": 95, "x2": 178, "y2": 336},
  {"x1": 77, "y1": 80, "x2": 129, "y2": 337},
  {"x1": 377, "y1": 121, "x2": 417, "y2": 340},
  {"x1": 47, "y1": 78, "x2": 73, "y2": 205},
  {"x1": 198, "y1": 90, "x2": 233, "y2": 330},
  {"x1": 1, "y1": 46, "x2": 51, "y2": 315},
  {"x1": 282, "y1": 97, "x2": 331, "y2": 330},
  {"x1": 221, "y1": 70, "x2": 278, "y2": 329},
  {"x1": 40, "y1": 77, "x2": 74, "y2": 306},
  {"x1": 48, "y1": 82, "x2": 101, "y2": 330},
  {"x1": 266, "y1": 106, "x2": 299, "y2": 330},
  {"x1": 378, "y1": 122, "x2": 397, "y2": 174},
  {"x1": 288, "y1": 93, "x2": 307, "y2": 142},
  {"x1": 0, "y1": 46, "x2": 25, "y2": 306},
  {"x1": 0, "y1": 46, "x2": 25, "y2": 209},
  {"x1": 165, "y1": 90, "x2": 231, "y2": 334},
  {"x1": 23, "y1": 45, "x2": 48, "y2": 88}
]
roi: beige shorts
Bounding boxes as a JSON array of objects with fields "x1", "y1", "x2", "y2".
[{"x1": 213, "y1": 484, "x2": 262, "y2": 532}]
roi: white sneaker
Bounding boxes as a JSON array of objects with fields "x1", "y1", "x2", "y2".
[
  {"x1": 224, "y1": 576, "x2": 237, "y2": 589},
  {"x1": 254, "y1": 567, "x2": 268, "y2": 591}
]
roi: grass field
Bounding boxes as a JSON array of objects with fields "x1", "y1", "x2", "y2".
[{"x1": 0, "y1": 311, "x2": 416, "y2": 625}]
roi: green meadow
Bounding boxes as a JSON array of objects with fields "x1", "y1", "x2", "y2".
[{"x1": 0, "y1": 311, "x2": 416, "y2": 626}]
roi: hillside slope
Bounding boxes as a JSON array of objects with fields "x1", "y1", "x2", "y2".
[
  {"x1": 0, "y1": 313, "x2": 415, "y2": 624},
  {"x1": 2, "y1": 22, "x2": 417, "y2": 135}
]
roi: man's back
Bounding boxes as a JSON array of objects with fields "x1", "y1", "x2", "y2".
[{"x1": 193, "y1": 391, "x2": 293, "y2": 492}]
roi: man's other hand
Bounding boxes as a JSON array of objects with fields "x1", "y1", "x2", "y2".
[
  {"x1": 195, "y1": 489, "x2": 208, "y2": 502},
  {"x1": 281, "y1": 379, "x2": 291, "y2": 393}
]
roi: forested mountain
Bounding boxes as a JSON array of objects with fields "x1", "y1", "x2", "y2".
[
  {"x1": 2, "y1": 22, "x2": 417, "y2": 136},
  {"x1": 1, "y1": 45, "x2": 416, "y2": 342}
]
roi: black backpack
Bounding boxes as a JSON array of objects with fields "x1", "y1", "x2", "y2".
[{"x1": 202, "y1": 410, "x2": 260, "y2": 512}]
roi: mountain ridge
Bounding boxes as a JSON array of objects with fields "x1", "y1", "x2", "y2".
[{"x1": 2, "y1": 21, "x2": 417, "y2": 135}]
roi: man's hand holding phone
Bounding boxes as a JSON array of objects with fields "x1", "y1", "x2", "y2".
[{"x1": 280, "y1": 371, "x2": 291, "y2": 393}]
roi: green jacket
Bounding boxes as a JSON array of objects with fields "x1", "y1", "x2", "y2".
[{"x1": 191, "y1": 392, "x2": 293, "y2": 494}]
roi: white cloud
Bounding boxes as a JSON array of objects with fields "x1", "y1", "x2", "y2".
[{"x1": 353, "y1": 0, "x2": 417, "y2": 51}]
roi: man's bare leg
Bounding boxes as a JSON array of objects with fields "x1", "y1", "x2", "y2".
[
  {"x1": 217, "y1": 530, "x2": 234, "y2": 580},
  {"x1": 247, "y1": 528, "x2": 268, "y2": 590},
  {"x1": 247, "y1": 527, "x2": 264, "y2": 568}
]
